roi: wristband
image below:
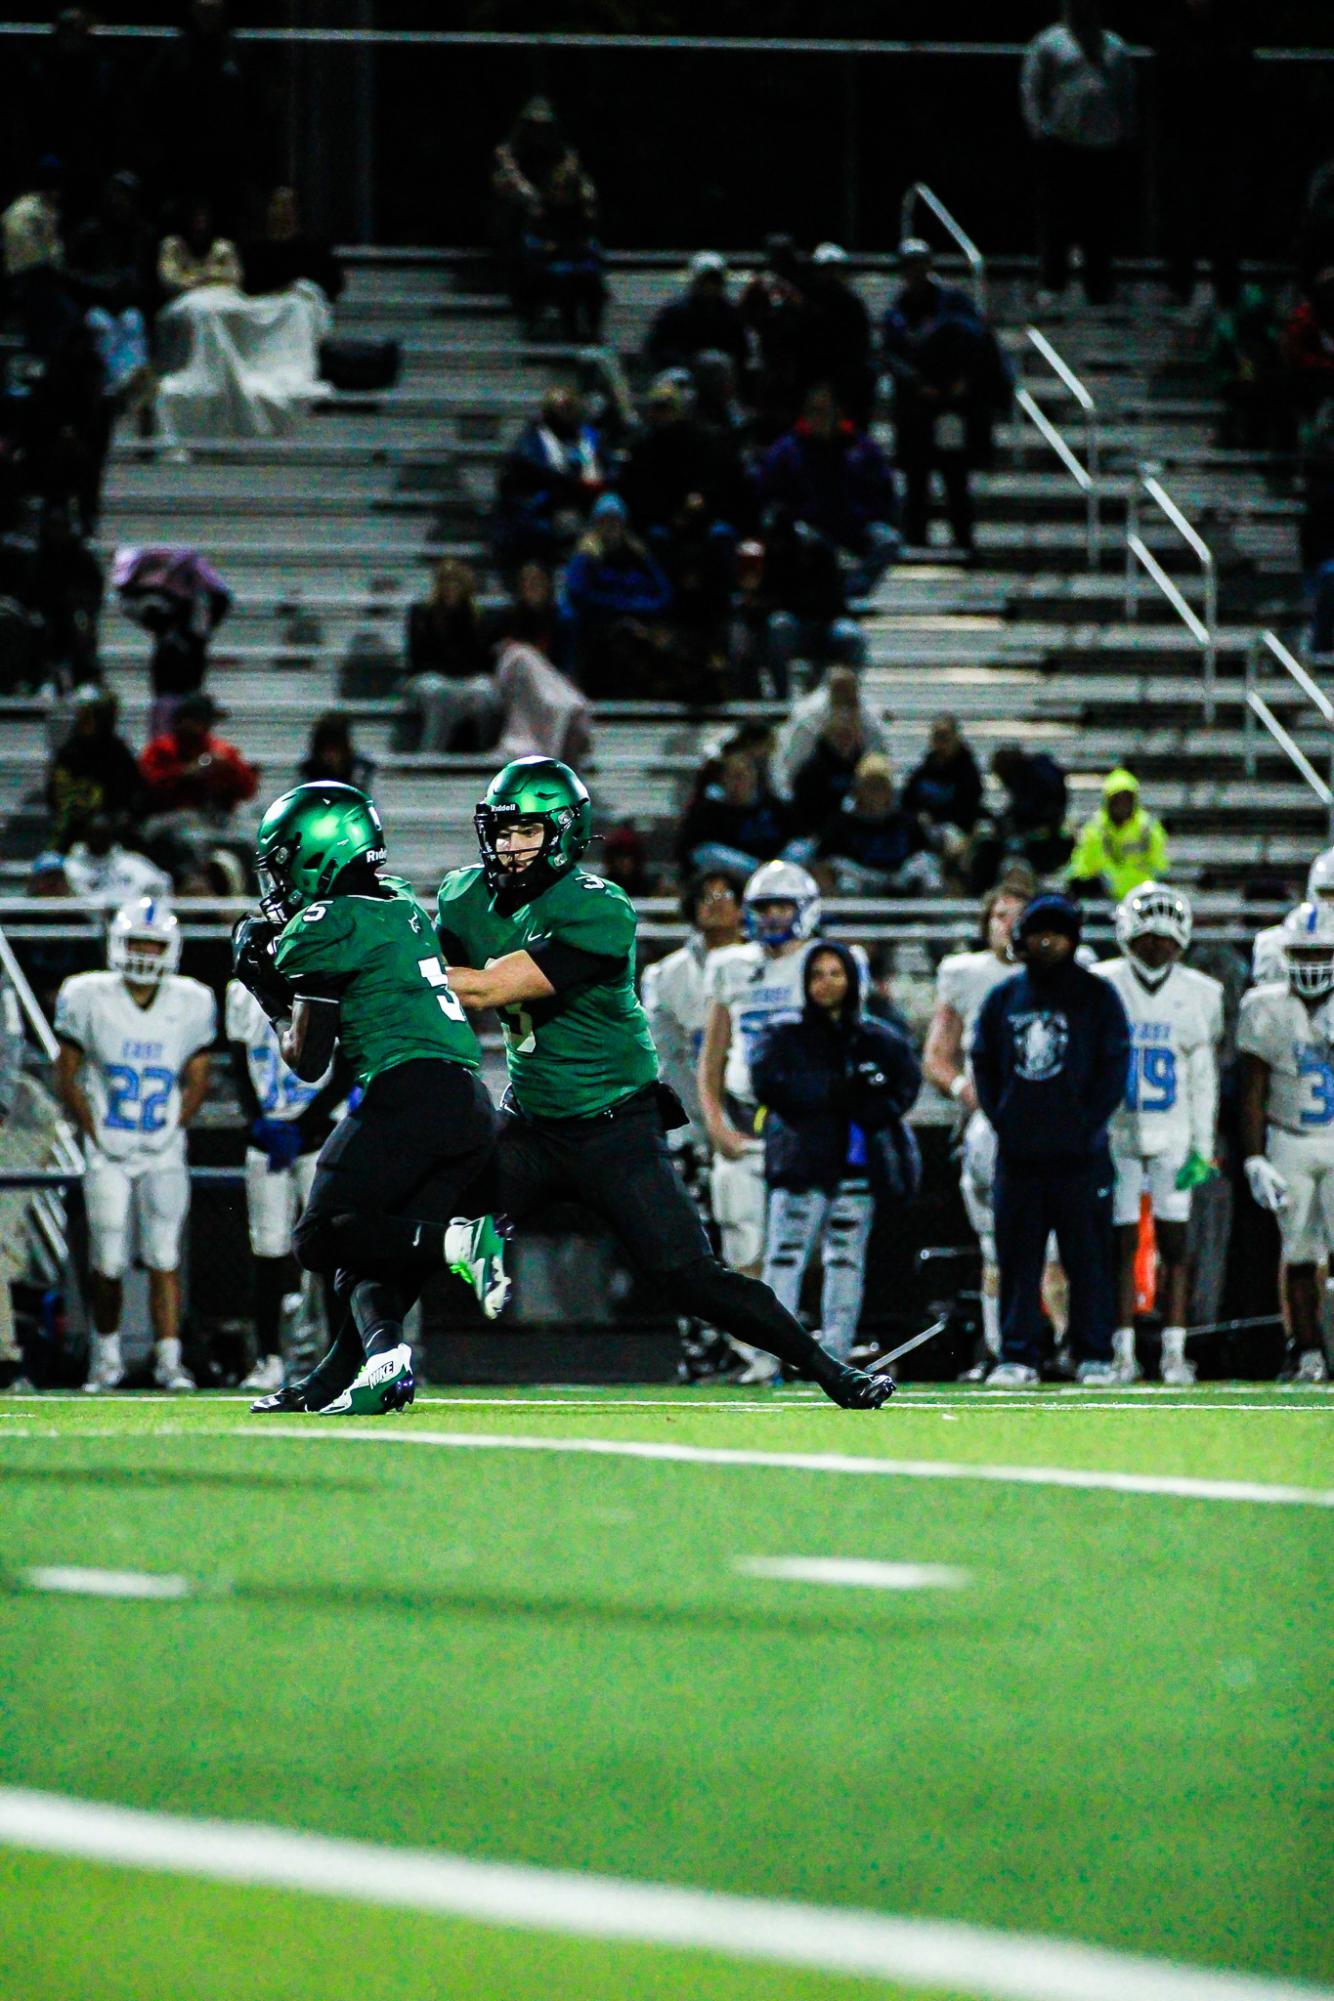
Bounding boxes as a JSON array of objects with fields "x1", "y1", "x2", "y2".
[{"x1": 949, "y1": 1073, "x2": 969, "y2": 1101}]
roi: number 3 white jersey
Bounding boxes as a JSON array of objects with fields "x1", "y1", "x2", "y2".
[
  {"x1": 224, "y1": 980, "x2": 333, "y2": 1121},
  {"x1": 55, "y1": 970, "x2": 216, "y2": 1165},
  {"x1": 1237, "y1": 982, "x2": 1334, "y2": 1137},
  {"x1": 1094, "y1": 958, "x2": 1223, "y2": 1159}
]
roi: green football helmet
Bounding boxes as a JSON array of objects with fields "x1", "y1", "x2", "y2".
[
  {"x1": 475, "y1": 756, "x2": 591, "y2": 905},
  {"x1": 255, "y1": 782, "x2": 387, "y2": 924}
]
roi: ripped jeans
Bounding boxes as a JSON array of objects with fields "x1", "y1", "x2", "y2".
[{"x1": 761, "y1": 1180, "x2": 875, "y2": 1360}]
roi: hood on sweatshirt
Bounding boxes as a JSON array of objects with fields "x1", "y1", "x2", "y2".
[{"x1": 804, "y1": 939, "x2": 862, "y2": 1023}]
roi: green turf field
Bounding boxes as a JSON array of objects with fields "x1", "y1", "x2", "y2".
[{"x1": 1, "y1": 1384, "x2": 1331, "y2": 2000}]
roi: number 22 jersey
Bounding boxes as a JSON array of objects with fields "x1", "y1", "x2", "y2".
[
  {"x1": 54, "y1": 970, "x2": 216, "y2": 1164},
  {"x1": 1237, "y1": 982, "x2": 1334, "y2": 1137}
]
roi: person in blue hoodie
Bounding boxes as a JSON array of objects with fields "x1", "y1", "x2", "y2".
[
  {"x1": 751, "y1": 942, "x2": 921, "y2": 1361},
  {"x1": 970, "y1": 892, "x2": 1129, "y2": 1386}
]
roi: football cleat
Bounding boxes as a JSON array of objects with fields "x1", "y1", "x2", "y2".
[
  {"x1": 82, "y1": 1335, "x2": 125, "y2": 1394},
  {"x1": 985, "y1": 1362, "x2": 1040, "y2": 1388},
  {"x1": 1160, "y1": 1356, "x2": 1197, "y2": 1387},
  {"x1": 318, "y1": 1344, "x2": 415, "y2": 1416},
  {"x1": 447, "y1": 1214, "x2": 510, "y2": 1320},
  {"x1": 153, "y1": 1349, "x2": 197, "y2": 1392},
  {"x1": 820, "y1": 1365, "x2": 896, "y2": 1410},
  {"x1": 1112, "y1": 1329, "x2": 1141, "y2": 1384},
  {"x1": 1075, "y1": 1360, "x2": 1119, "y2": 1387},
  {"x1": 1281, "y1": 1346, "x2": 1330, "y2": 1385},
  {"x1": 240, "y1": 1353, "x2": 285, "y2": 1395},
  {"x1": 251, "y1": 1382, "x2": 313, "y2": 1414}
]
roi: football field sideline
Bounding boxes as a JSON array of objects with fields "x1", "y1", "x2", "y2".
[{"x1": 1, "y1": 1785, "x2": 1328, "y2": 2001}]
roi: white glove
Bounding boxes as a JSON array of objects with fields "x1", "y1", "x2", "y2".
[{"x1": 1245, "y1": 1155, "x2": 1289, "y2": 1213}]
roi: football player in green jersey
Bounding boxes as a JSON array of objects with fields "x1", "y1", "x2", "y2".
[
  {"x1": 231, "y1": 781, "x2": 508, "y2": 1417},
  {"x1": 433, "y1": 757, "x2": 893, "y2": 1409}
]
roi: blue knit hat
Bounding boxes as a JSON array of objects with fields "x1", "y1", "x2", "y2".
[{"x1": 1015, "y1": 892, "x2": 1082, "y2": 947}]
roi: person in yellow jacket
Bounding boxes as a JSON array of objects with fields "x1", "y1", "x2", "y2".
[{"x1": 1068, "y1": 769, "x2": 1169, "y2": 900}]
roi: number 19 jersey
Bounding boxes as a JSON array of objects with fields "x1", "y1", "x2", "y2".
[
  {"x1": 54, "y1": 969, "x2": 216, "y2": 1164},
  {"x1": 1094, "y1": 957, "x2": 1223, "y2": 1159},
  {"x1": 275, "y1": 877, "x2": 478, "y2": 1089},
  {"x1": 1237, "y1": 982, "x2": 1334, "y2": 1136}
]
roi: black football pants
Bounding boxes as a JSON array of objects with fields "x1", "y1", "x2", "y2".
[{"x1": 993, "y1": 1146, "x2": 1116, "y2": 1369}]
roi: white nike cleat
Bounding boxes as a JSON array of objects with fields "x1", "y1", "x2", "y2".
[
  {"x1": 445, "y1": 1215, "x2": 510, "y2": 1321},
  {"x1": 83, "y1": 1335, "x2": 124, "y2": 1393},
  {"x1": 985, "y1": 1362, "x2": 1040, "y2": 1388},
  {"x1": 318, "y1": 1344, "x2": 415, "y2": 1416},
  {"x1": 240, "y1": 1353, "x2": 285, "y2": 1394},
  {"x1": 153, "y1": 1340, "x2": 196, "y2": 1392},
  {"x1": 1075, "y1": 1360, "x2": 1119, "y2": 1387}
]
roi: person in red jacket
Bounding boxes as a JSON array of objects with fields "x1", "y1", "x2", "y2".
[{"x1": 139, "y1": 693, "x2": 258, "y2": 816}]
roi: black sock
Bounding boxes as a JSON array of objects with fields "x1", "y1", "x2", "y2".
[
  {"x1": 349, "y1": 1277, "x2": 406, "y2": 1359},
  {"x1": 661, "y1": 1257, "x2": 844, "y2": 1379},
  {"x1": 300, "y1": 1317, "x2": 364, "y2": 1405},
  {"x1": 254, "y1": 1257, "x2": 289, "y2": 1359}
]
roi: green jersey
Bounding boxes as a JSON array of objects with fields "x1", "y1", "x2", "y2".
[
  {"x1": 276, "y1": 876, "x2": 479, "y2": 1089},
  {"x1": 436, "y1": 865, "x2": 657, "y2": 1120}
]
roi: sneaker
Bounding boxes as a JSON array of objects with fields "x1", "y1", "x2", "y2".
[
  {"x1": 83, "y1": 1336, "x2": 124, "y2": 1393},
  {"x1": 240, "y1": 1353, "x2": 285, "y2": 1395},
  {"x1": 153, "y1": 1350, "x2": 197, "y2": 1392},
  {"x1": 1291, "y1": 1348, "x2": 1330, "y2": 1385},
  {"x1": 819, "y1": 1364, "x2": 896, "y2": 1410},
  {"x1": 1160, "y1": 1355, "x2": 1197, "y2": 1387},
  {"x1": 735, "y1": 1352, "x2": 783, "y2": 1386},
  {"x1": 318, "y1": 1344, "x2": 415, "y2": 1417},
  {"x1": 985, "y1": 1362, "x2": 1040, "y2": 1388},
  {"x1": 446, "y1": 1214, "x2": 510, "y2": 1320},
  {"x1": 1075, "y1": 1360, "x2": 1119, "y2": 1387},
  {"x1": 251, "y1": 1382, "x2": 313, "y2": 1414}
]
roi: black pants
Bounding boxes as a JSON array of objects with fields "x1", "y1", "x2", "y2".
[
  {"x1": 993, "y1": 1148, "x2": 1115, "y2": 1368},
  {"x1": 1034, "y1": 143, "x2": 1126, "y2": 304},
  {"x1": 474, "y1": 1087, "x2": 832, "y2": 1377}
]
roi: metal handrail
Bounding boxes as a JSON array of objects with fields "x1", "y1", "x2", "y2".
[
  {"x1": 1014, "y1": 326, "x2": 1100, "y2": 567},
  {"x1": 1124, "y1": 467, "x2": 1218, "y2": 723},
  {"x1": 1243, "y1": 630, "x2": 1334, "y2": 832},
  {"x1": 898, "y1": 183, "x2": 988, "y2": 316}
]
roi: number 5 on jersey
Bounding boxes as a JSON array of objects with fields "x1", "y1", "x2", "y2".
[{"x1": 417, "y1": 957, "x2": 466, "y2": 1024}]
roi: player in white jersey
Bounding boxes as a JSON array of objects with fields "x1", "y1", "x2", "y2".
[
  {"x1": 1252, "y1": 848, "x2": 1334, "y2": 986},
  {"x1": 641, "y1": 872, "x2": 744, "y2": 1136},
  {"x1": 1238, "y1": 900, "x2": 1334, "y2": 1382},
  {"x1": 54, "y1": 898, "x2": 215, "y2": 1391},
  {"x1": 922, "y1": 874, "x2": 1033, "y2": 1369},
  {"x1": 1095, "y1": 884, "x2": 1223, "y2": 1384},
  {"x1": 225, "y1": 980, "x2": 350, "y2": 1394}
]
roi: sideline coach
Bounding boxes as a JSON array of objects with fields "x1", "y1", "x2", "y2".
[{"x1": 971, "y1": 893, "x2": 1129, "y2": 1385}]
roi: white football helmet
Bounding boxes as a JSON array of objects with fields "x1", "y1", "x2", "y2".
[
  {"x1": 1307, "y1": 848, "x2": 1334, "y2": 902},
  {"x1": 108, "y1": 896, "x2": 181, "y2": 988},
  {"x1": 1115, "y1": 881, "x2": 1192, "y2": 954},
  {"x1": 742, "y1": 859, "x2": 821, "y2": 947},
  {"x1": 1282, "y1": 900, "x2": 1334, "y2": 999}
]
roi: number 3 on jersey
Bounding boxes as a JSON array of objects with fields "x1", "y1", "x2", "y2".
[
  {"x1": 417, "y1": 957, "x2": 466, "y2": 1024},
  {"x1": 1298, "y1": 1048, "x2": 1334, "y2": 1126}
]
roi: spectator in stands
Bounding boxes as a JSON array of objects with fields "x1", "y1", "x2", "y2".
[
  {"x1": 0, "y1": 500, "x2": 103, "y2": 687},
  {"x1": 741, "y1": 234, "x2": 820, "y2": 437},
  {"x1": 521, "y1": 156, "x2": 606, "y2": 341},
  {"x1": 803, "y1": 243, "x2": 875, "y2": 429},
  {"x1": 729, "y1": 515, "x2": 865, "y2": 699},
  {"x1": 676, "y1": 742, "x2": 792, "y2": 879},
  {"x1": 113, "y1": 543, "x2": 231, "y2": 738},
  {"x1": 298, "y1": 713, "x2": 375, "y2": 795},
  {"x1": 20, "y1": 318, "x2": 112, "y2": 532},
  {"x1": 70, "y1": 172, "x2": 156, "y2": 408},
  {"x1": 243, "y1": 185, "x2": 344, "y2": 304},
  {"x1": 491, "y1": 97, "x2": 595, "y2": 303},
  {"x1": 599, "y1": 822, "x2": 650, "y2": 898},
  {"x1": 1020, "y1": 1, "x2": 1137, "y2": 306},
  {"x1": 493, "y1": 639, "x2": 592, "y2": 769},
  {"x1": 157, "y1": 201, "x2": 242, "y2": 297},
  {"x1": 757, "y1": 382, "x2": 900, "y2": 599},
  {"x1": 775, "y1": 665, "x2": 888, "y2": 834},
  {"x1": 901, "y1": 715, "x2": 984, "y2": 842},
  {"x1": 561, "y1": 493, "x2": 674, "y2": 698},
  {"x1": 972, "y1": 743, "x2": 1072, "y2": 888},
  {"x1": 21, "y1": 10, "x2": 114, "y2": 230},
  {"x1": 139, "y1": 692, "x2": 258, "y2": 818},
  {"x1": 1206, "y1": 285, "x2": 1293, "y2": 454},
  {"x1": 63, "y1": 812, "x2": 171, "y2": 906},
  {"x1": 660, "y1": 496, "x2": 737, "y2": 700},
  {"x1": 2, "y1": 156, "x2": 79, "y2": 356},
  {"x1": 495, "y1": 386, "x2": 604, "y2": 566},
  {"x1": 485, "y1": 558, "x2": 563, "y2": 660},
  {"x1": 402, "y1": 557, "x2": 498, "y2": 752},
  {"x1": 815, "y1": 752, "x2": 943, "y2": 896},
  {"x1": 1068, "y1": 766, "x2": 1169, "y2": 900},
  {"x1": 1151, "y1": 0, "x2": 1253, "y2": 307},
  {"x1": 620, "y1": 376, "x2": 747, "y2": 548},
  {"x1": 882, "y1": 240, "x2": 1004, "y2": 557},
  {"x1": 47, "y1": 687, "x2": 146, "y2": 846},
  {"x1": 137, "y1": 0, "x2": 251, "y2": 229},
  {"x1": 646, "y1": 252, "x2": 750, "y2": 381}
]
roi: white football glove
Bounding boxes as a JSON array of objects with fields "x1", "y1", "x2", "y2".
[{"x1": 1244, "y1": 1155, "x2": 1289, "y2": 1213}]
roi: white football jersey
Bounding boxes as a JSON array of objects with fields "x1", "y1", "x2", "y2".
[
  {"x1": 641, "y1": 937, "x2": 712, "y2": 1128},
  {"x1": 55, "y1": 969, "x2": 216, "y2": 1163},
  {"x1": 1251, "y1": 923, "x2": 1286, "y2": 988},
  {"x1": 1237, "y1": 982, "x2": 1334, "y2": 1137},
  {"x1": 224, "y1": 980, "x2": 334, "y2": 1122},
  {"x1": 1094, "y1": 957, "x2": 1223, "y2": 1157},
  {"x1": 706, "y1": 942, "x2": 813, "y2": 1107},
  {"x1": 936, "y1": 949, "x2": 1013, "y2": 1042}
]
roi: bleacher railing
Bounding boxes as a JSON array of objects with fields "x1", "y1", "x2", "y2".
[
  {"x1": 1244, "y1": 630, "x2": 1334, "y2": 832},
  {"x1": 0, "y1": 922, "x2": 84, "y2": 1277},
  {"x1": 898, "y1": 184, "x2": 988, "y2": 318},
  {"x1": 1125, "y1": 466, "x2": 1218, "y2": 723},
  {"x1": 1014, "y1": 326, "x2": 1100, "y2": 568}
]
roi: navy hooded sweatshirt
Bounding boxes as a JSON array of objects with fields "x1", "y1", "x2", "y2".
[
  {"x1": 970, "y1": 957, "x2": 1129, "y2": 1167},
  {"x1": 749, "y1": 942, "x2": 921, "y2": 1195}
]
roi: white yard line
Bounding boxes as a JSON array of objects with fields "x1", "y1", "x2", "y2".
[
  {"x1": 0, "y1": 1787, "x2": 1325, "y2": 2001},
  {"x1": 234, "y1": 1427, "x2": 1334, "y2": 1509},
  {"x1": 19, "y1": 1567, "x2": 192, "y2": 1600},
  {"x1": 737, "y1": 1557, "x2": 970, "y2": 1591}
]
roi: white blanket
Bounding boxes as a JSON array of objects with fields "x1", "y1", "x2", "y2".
[{"x1": 155, "y1": 280, "x2": 332, "y2": 444}]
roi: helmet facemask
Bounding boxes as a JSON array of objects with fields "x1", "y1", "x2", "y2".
[
  {"x1": 108, "y1": 899, "x2": 181, "y2": 989},
  {"x1": 476, "y1": 802, "x2": 579, "y2": 905},
  {"x1": 257, "y1": 843, "x2": 302, "y2": 926},
  {"x1": 1287, "y1": 949, "x2": 1334, "y2": 1000}
]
